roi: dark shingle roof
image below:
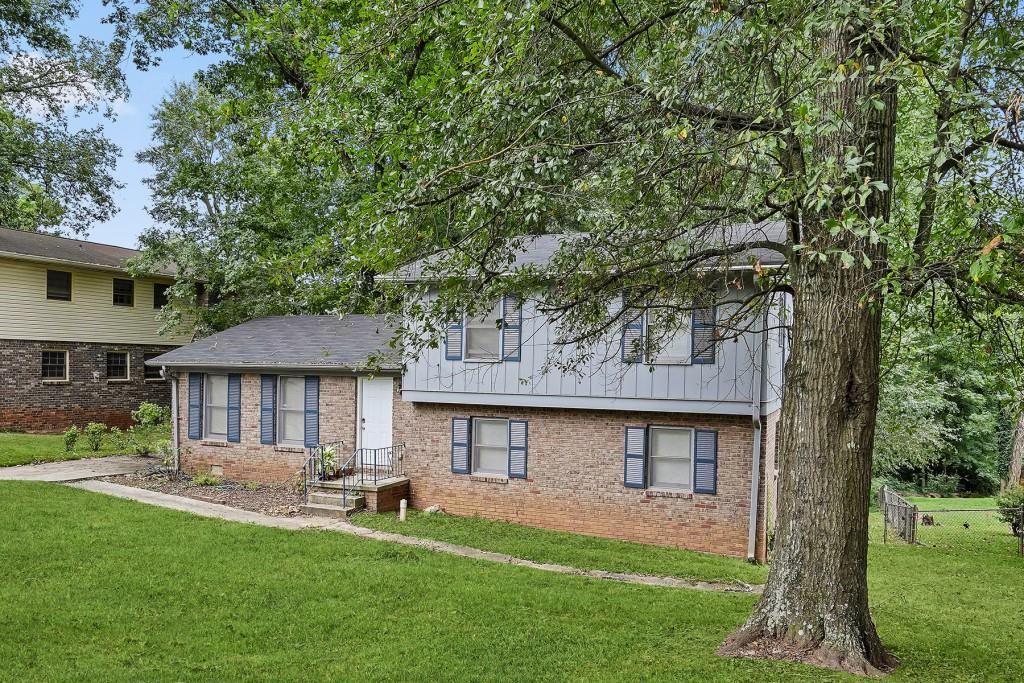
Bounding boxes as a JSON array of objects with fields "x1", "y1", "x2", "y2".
[
  {"x1": 146, "y1": 315, "x2": 400, "y2": 372},
  {"x1": 0, "y1": 227, "x2": 176, "y2": 276},
  {"x1": 389, "y1": 222, "x2": 787, "y2": 282}
]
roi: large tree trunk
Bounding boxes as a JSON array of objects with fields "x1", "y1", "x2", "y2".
[
  {"x1": 720, "y1": 8, "x2": 899, "y2": 676},
  {"x1": 1006, "y1": 409, "x2": 1024, "y2": 491}
]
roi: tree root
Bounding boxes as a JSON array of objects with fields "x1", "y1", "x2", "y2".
[{"x1": 717, "y1": 627, "x2": 899, "y2": 677}]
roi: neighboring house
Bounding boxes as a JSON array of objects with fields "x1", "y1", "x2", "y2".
[
  {"x1": 151, "y1": 228, "x2": 790, "y2": 561},
  {"x1": 0, "y1": 227, "x2": 191, "y2": 431}
]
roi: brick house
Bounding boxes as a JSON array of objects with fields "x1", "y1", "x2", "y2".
[
  {"x1": 0, "y1": 227, "x2": 192, "y2": 431},
  {"x1": 150, "y1": 228, "x2": 790, "y2": 562}
]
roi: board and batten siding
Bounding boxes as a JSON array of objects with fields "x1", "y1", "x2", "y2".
[
  {"x1": 403, "y1": 286, "x2": 788, "y2": 416},
  {"x1": 0, "y1": 256, "x2": 192, "y2": 345}
]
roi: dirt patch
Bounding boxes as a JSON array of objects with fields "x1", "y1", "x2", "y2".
[{"x1": 102, "y1": 471, "x2": 307, "y2": 517}]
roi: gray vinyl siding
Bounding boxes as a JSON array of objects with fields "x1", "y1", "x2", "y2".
[{"x1": 404, "y1": 286, "x2": 788, "y2": 416}]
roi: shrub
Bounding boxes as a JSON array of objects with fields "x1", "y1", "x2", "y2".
[
  {"x1": 996, "y1": 486, "x2": 1024, "y2": 536},
  {"x1": 920, "y1": 473, "x2": 960, "y2": 498},
  {"x1": 83, "y1": 422, "x2": 106, "y2": 452},
  {"x1": 107, "y1": 427, "x2": 126, "y2": 452},
  {"x1": 193, "y1": 472, "x2": 221, "y2": 486},
  {"x1": 243, "y1": 480, "x2": 260, "y2": 491},
  {"x1": 62, "y1": 426, "x2": 79, "y2": 452},
  {"x1": 132, "y1": 402, "x2": 170, "y2": 428}
]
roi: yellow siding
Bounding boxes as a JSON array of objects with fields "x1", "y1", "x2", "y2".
[{"x1": 0, "y1": 256, "x2": 193, "y2": 345}]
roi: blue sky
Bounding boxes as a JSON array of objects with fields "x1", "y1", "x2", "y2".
[{"x1": 68, "y1": 5, "x2": 219, "y2": 248}]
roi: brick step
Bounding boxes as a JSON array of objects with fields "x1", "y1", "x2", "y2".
[
  {"x1": 299, "y1": 502, "x2": 363, "y2": 519},
  {"x1": 307, "y1": 492, "x2": 365, "y2": 508}
]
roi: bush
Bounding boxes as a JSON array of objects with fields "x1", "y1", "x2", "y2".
[
  {"x1": 83, "y1": 423, "x2": 106, "y2": 452},
  {"x1": 996, "y1": 486, "x2": 1024, "y2": 536},
  {"x1": 132, "y1": 402, "x2": 170, "y2": 428},
  {"x1": 192, "y1": 472, "x2": 221, "y2": 486},
  {"x1": 920, "y1": 473, "x2": 960, "y2": 497},
  {"x1": 62, "y1": 426, "x2": 79, "y2": 452},
  {"x1": 107, "y1": 426, "x2": 126, "y2": 451}
]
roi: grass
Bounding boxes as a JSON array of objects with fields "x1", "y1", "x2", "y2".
[
  {"x1": 352, "y1": 510, "x2": 768, "y2": 585},
  {"x1": 1, "y1": 484, "x2": 1022, "y2": 682},
  {"x1": 0, "y1": 428, "x2": 169, "y2": 467}
]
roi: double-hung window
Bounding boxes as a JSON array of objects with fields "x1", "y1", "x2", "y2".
[
  {"x1": 41, "y1": 351, "x2": 68, "y2": 381},
  {"x1": 46, "y1": 270, "x2": 72, "y2": 301},
  {"x1": 646, "y1": 309, "x2": 692, "y2": 364},
  {"x1": 106, "y1": 351, "x2": 129, "y2": 380},
  {"x1": 472, "y1": 417, "x2": 509, "y2": 475},
  {"x1": 204, "y1": 374, "x2": 229, "y2": 440},
  {"x1": 648, "y1": 426, "x2": 694, "y2": 490},
  {"x1": 277, "y1": 376, "x2": 306, "y2": 446},
  {"x1": 113, "y1": 278, "x2": 134, "y2": 306},
  {"x1": 153, "y1": 283, "x2": 170, "y2": 309},
  {"x1": 464, "y1": 302, "x2": 502, "y2": 361},
  {"x1": 143, "y1": 353, "x2": 163, "y2": 380}
]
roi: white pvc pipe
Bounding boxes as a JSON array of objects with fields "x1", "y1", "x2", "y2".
[{"x1": 399, "y1": 499, "x2": 408, "y2": 522}]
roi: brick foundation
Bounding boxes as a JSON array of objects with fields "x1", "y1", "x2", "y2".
[
  {"x1": 0, "y1": 338, "x2": 177, "y2": 432},
  {"x1": 174, "y1": 373, "x2": 359, "y2": 483},
  {"x1": 362, "y1": 479, "x2": 411, "y2": 513},
  {"x1": 394, "y1": 397, "x2": 779, "y2": 561}
]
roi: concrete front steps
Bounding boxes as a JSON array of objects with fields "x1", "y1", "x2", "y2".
[{"x1": 299, "y1": 477, "x2": 410, "y2": 519}]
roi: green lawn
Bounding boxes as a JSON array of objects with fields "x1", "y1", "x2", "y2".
[
  {"x1": 352, "y1": 510, "x2": 768, "y2": 585},
  {"x1": 2, "y1": 483, "x2": 1022, "y2": 682},
  {"x1": 0, "y1": 429, "x2": 168, "y2": 467}
]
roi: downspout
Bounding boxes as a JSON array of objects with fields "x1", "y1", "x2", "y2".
[
  {"x1": 746, "y1": 309, "x2": 770, "y2": 561},
  {"x1": 166, "y1": 368, "x2": 180, "y2": 472}
]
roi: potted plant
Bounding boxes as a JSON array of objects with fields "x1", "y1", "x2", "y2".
[{"x1": 320, "y1": 445, "x2": 337, "y2": 479}]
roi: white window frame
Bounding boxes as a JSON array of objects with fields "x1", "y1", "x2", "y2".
[
  {"x1": 647, "y1": 425, "x2": 695, "y2": 491},
  {"x1": 105, "y1": 350, "x2": 130, "y2": 382},
  {"x1": 277, "y1": 375, "x2": 306, "y2": 446},
  {"x1": 203, "y1": 373, "x2": 229, "y2": 441},
  {"x1": 472, "y1": 417, "x2": 509, "y2": 476},
  {"x1": 41, "y1": 350, "x2": 69, "y2": 382},
  {"x1": 463, "y1": 301, "x2": 503, "y2": 362},
  {"x1": 645, "y1": 312, "x2": 693, "y2": 365}
]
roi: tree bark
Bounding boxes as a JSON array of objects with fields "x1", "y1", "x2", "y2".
[
  {"x1": 720, "y1": 8, "x2": 899, "y2": 676},
  {"x1": 1006, "y1": 410, "x2": 1024, "y2": 491}
]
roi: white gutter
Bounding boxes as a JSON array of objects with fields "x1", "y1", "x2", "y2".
[{"x1": 746, "y1": 308, "x2": 770, "y2": 561}]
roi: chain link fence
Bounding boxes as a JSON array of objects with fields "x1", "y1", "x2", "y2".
[{"x1": 878, "y1": 486, "x2": 1024, "y2": 555}]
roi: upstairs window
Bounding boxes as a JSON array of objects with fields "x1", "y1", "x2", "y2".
[
  {"x1": 277, "y1": 376, "x2": 306, "y2": 446},
  {"x1": 646, "y1": 310, "x2": 692, "y2": 364},
  {"x1": 113, "y1": 278, "x2": 134, "y2": 306},
  {"x1": 204, "y1": 374, "x2": 229, "y2": 440},
  {"x1": 153, "y1": 283, "x2": 170, "y2": 309},
  {"x1": 41, "y1": 351, "x2": 68, "y2": 381},
  {"x1": 46, "y1": 270, "x2": 72, "y2": 301},
  {"x1": 106, "y1": 351, "x2": 129, "y2": 380},
  {"x1": 464, "y1": 302, "x2": 502, "y2": 361}
]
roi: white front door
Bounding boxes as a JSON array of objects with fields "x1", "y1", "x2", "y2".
[{"x1": 358, "y1": 377, "x2": 394, "y2": 467}]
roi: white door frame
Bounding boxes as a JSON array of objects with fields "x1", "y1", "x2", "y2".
[{"x1": 357, "y1": 376, "x2": 394, "y2": 461}]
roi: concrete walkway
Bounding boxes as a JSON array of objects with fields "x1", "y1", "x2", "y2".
[
  {"x1": 70, "y1": 479, "x2": 761, "y2": 594},
  {"x1": 0, "y1": 455, "x2": 159, "y2": 481}
]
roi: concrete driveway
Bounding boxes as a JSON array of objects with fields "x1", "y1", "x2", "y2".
[{"x1": 0, "y1": 455, "x2": 159, "y2": 482}]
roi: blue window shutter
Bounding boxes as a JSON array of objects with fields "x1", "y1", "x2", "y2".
[
  {"x1": 501, "y1": 296, "x2": 522, "y2": 361},
  {"x1": 451, "y1": 417, "x2": 471, "y2": 474},
  {"x1": 187, "y1": 373, "x2": 203, "y2": 440},
  {"x1": 226, "y1": 374, "x2": 242, "y2": 443},
  {"x1": 445, "y1": 319, "x2": 463, "y2": 360},
  {"x1": 694, "y1": 430, "x2": 718, "y2": 494},
  {"x1": 303, "y1": 376, "x2": 320, "y2": 448},
  {"x1": 508, "y1": 419, "x2": 528, "y2": 478},
  {"x1": 621, "y1": 295, "x2": 645, "y2": 363},
  {"x1": 624, "y1": 426, "x2": 647, "y2": 488},
  {"x1": 260, "y1": 375, "x2": 276, "y2": 444},
  {"x1": 692, "y1": 307, "x2": 716, "y2": 364}
]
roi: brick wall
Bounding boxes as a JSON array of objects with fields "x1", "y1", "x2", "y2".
[
  {"x1": 174, "y1": 373, "x2": 357, "y2": 483},
  {"x1": 0, "y1": 338, "x2": 176, "y2": 432},
  {"x1": 394, "y1": 397, "x2": 774, "y2": 560}
]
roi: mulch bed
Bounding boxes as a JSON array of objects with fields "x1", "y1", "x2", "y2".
[{"x1": 102, "y1": 471, "x2": 307, "y2": 517}]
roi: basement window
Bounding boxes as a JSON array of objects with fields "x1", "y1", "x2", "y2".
[
  {"x1": 41, "y1": 351, "x2": 68, "y2": 381},
  {"x1": 106, "y1": 351, "x2": 129, "y2": 380}
]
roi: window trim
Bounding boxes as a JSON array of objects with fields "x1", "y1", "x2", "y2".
[
  {"x1": 463, "y1": 301, "x2": 504, "y2": 363},
  {"x1": 40, "y1": 350, "x2": 69, "y2": 382},
  {"x1": 105, "y1": 351, "x2": 130, "y2": 382},
  {"x1": 153, "y1": 282, "x2": 170, "y2": 309},
  {"x1": 471, "y1": 416, "x2": 510, "y2": 477},
  {"x1": 45, "y1": 270, "x2": 72, "y2": 302},
  {"x1": 203, "y1": 373, "x2": 230, "y2": 441},
  {"x1": 143, "y1": 353, "x2": 165, "y2": 381},
  {"x1": 646, "y1": 425, "x2": 696, "y2": 491},
  {"x1": 276, "y1": 375, "x2": 306, "y2": 447},
  {"x1": 112, "y1": 278, "x2": 135, "y2": 307}
]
